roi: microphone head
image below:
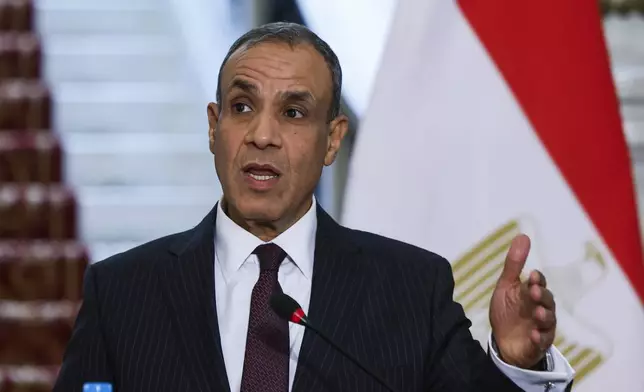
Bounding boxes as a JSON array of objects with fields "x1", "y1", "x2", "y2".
[{"x1": 270, "y1": 292, "x2": 307, "y2": 325}]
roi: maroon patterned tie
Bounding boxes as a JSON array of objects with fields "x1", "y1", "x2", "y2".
[{"x1": 240, "y1": 243, "x2": 289, "y2": 392}]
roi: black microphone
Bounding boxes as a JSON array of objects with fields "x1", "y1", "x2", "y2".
[{"x1": 270, "y1": 293, "x2": 398, "y2": 392}]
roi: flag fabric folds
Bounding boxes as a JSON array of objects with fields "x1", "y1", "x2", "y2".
[{"x1": 342, "y1": 1, "x2": 644, "y2": 390}]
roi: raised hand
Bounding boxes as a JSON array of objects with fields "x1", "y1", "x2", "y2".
[{"x1": 489, "y1": 234, "x2": 556, "y2": 369}]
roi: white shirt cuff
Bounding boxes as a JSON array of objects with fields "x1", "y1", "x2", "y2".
[{"x1": 488, "y1": 332, "x2": 575, "y2": 392}]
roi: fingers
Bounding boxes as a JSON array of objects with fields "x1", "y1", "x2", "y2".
[
  {"x1": 530, "y1": 328, "x2": 555, "y2": 351},
  {"x1": 533, "y1": 305, "x2": 556, "y2": 330},
  {"x1": 529, "y1": 280, "x2": 556, "y2": 348},
  {"x1": 530, "y1": 284, "x2": 555, "y2": 311},
  {"x1": 530, "y1": 282, "x2": 556, "y2": 333},
  {"x1": 498, "y1": 234, "x2": 531, "y2": 285},
  {"x1": 529, "y1": 269, "x2": 547, "y2": 287}
]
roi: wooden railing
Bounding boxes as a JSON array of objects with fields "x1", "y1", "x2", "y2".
[{"x1": 0, "y1": 1, "x2": 89, "y2": 391}]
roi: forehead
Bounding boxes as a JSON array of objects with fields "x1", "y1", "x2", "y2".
[{"x1": 221, "y1": 41, "x2": 332, "y2": 97}]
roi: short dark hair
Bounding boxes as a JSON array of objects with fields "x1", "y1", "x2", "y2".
[{"x1": 216, "y1": 22, "x2": 342, "y2": 121}]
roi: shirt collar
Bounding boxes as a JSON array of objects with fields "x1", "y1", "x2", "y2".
[{"x1": 215, "y1": 197, "x2": 317, "y2": 279}]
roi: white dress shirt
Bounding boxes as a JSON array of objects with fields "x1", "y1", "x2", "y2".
[
  {"x1": 214, "y1": 197, "x2": 575, "y2": 392},
  {"x1": 215, "y1": 198, "x2": 316, "y2": 392}
]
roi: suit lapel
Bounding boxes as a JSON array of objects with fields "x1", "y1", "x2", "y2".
[
  {"x1": 293, "y1": 206, "x2": 371, "y2": 391},
  {"x1": 157, "y1": 206, "x2": 230, "y2": 392}
]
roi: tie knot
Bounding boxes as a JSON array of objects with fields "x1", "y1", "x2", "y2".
[{"x1": 253, "y1": 243, "x2": 286, "y2": 271}]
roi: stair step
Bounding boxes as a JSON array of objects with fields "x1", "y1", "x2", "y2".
[
  {"x1": 614, "y1": 67, "x2": 644, "y2": 99},
  {"x1": 36, "y1": 0, "x2": 171, "y2": 35},
  {"x1": 0, "y1": 241, "x2": 88, "y2": 301},
  {"x1": 45, "y1": 48, "x2": 184, "y2": 83},
  {"x1": 42, "y1": 34, "x2": 179, "y2": 55},
  {"x1": 64, "y1": 131, "x2": 216, "y2": 186},
  {"x1": 88, "y1": 241, "x2": 144, "y2": 263},
  {"x1": 0, "y1": 130, "x2": 61, "y2": 183},
  {"x1": 0, "y1": 80, "x2": 51, "y2": 130},
  {"x1": 0, "y1": 33, "x2": 41, "y2": 79},
  {"x1": 0, "y1": 0, "x2": 33, "y2": 32},
  {"x1": 0, "y1": 365, "x2": 57, "y2": 392},
  {"x1": 0, "y1": 301, "x2": 77, "y2": 366},
  {"x1": 78, "y1": 185, "x2": 219, "y2": 242},
  {"x1": 52, "y1": 81, "x2": 204, "y2": 134},
  {"x1": 43, "y1": 34, "x2": 184, "y2": 82},
  {"x1": 35, "y1": 0, "x2": 158, "y2": 9},
  {"x1": 0, "y1": 184, "x2": 77, "y2": 239},
  {"x1": 53, "y1": 81, "x2": 190, "y2": 102},
  {"x1": 55, "y1": 100, "x2": 205, "y2": 135}
]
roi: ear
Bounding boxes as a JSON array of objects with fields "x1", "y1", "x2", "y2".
[
  {"x1": 207, "y1": 102, "x2": 220, "y2": 154},
  {"x1": 324, "y1": 114, "x2": 349, "y2": 166}
]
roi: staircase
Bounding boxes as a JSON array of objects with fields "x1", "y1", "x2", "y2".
[
  {"x1": 0, "y1": 0, "x2": 224, "y2": 389},
  {"x1": 36, "y1": 0, "x2": 221, "y2": 262},
  {"x1": 0, "y1": 0, "x2": 88, "y2": 390}
]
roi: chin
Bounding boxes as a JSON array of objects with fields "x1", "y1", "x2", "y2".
[{"x1": 232, "y1": 195, "x2": 285, "y2": 222}]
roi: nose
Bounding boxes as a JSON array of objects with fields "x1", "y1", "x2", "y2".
[{"x1": 245, "y1": 110, "x2": 282, "y2": 150}]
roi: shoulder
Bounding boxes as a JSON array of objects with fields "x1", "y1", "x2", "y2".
[
  {"x1": 338, "y1": 226, "x2": 458, "y2": 324},
  {"x1": 341, "y1": 225, "x2": 453, "y2": 279},
  {"x1": 88, "y1": 228, "x2": 193, "y2": 280}
]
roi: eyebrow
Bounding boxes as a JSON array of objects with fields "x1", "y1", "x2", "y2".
[
  {"x1": 280, "y1": 90, "x2": 315, "y2": 105},
  {"x1": 228, "y1": 78, "x2": 259, "y2": 95},
  {"x1": 228, "y1": 78, "x2": 315, "y2": 104}
]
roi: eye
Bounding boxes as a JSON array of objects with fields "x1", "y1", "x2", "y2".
[
  {"x1": 284, "y1": 108, "x2": 304, "y2": 119},
  {"x1": 232, "y1": 103, "x2": 252, "y2": 113}
]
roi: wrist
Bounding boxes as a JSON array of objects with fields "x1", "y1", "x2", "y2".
[{"x1": 491, "y1": 336, "x2": 552, "y2": 371}]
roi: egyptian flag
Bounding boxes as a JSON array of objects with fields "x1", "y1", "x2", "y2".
[{"x1": 342, "y1": 0, "x2": 644, "y2": 390}]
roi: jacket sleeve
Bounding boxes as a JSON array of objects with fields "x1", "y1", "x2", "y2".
[
  {"x1": 53, "y1": 264, "x2": 114, "y2": 392},
  {"x1": 489, "y1": 332, "x2": 575, "y2": 391},
  {"x1": 423, "y1": 256, "x2": 524, "y2": 392}
]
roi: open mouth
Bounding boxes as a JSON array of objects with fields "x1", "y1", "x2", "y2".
[
  {"x1": 247, "y1": 172, "x2": 278, "y2": 181},
  {"x1": 242, "y1": 163, "x2": 281, "y2": 187}
]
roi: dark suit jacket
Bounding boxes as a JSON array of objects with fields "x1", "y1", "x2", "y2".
[{"x1": 54, "y1": 205, "x2": 527, "y2": 392}]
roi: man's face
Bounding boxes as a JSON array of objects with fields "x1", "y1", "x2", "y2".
[{"x1": 208, "y1": 41, "x2": 347, "y2": 228}]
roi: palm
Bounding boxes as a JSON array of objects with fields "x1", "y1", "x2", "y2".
[{"x1": 488, "y1": 235, "x2": 557, "y2": 368}]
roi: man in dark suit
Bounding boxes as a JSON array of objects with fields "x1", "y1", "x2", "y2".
[{"x1": 54, "y1": 22, "x2": 574, "y2": 392}]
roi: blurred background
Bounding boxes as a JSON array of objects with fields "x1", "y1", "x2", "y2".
[{"x1": 0, "y1": 0, "x2": 642, "y2": 390}]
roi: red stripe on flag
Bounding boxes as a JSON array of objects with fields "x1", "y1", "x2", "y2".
[{"x1": 457, "y1": 0, "x2": 644, "y2": 303}]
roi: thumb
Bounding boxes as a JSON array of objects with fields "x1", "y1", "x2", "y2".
[{"x1": 498, "y1": 234, "x2": 531, "y2": 286}]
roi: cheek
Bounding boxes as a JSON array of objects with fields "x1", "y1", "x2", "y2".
[
  {"x1": 285, "y1": 134, "x2": 326, "y2": 181},
  {"x1": 214, "y1": 127, "x2": 242, "y2": 164},
  {"x1": 214, "y1": 130, "x2": 246, "y2": 186}
]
